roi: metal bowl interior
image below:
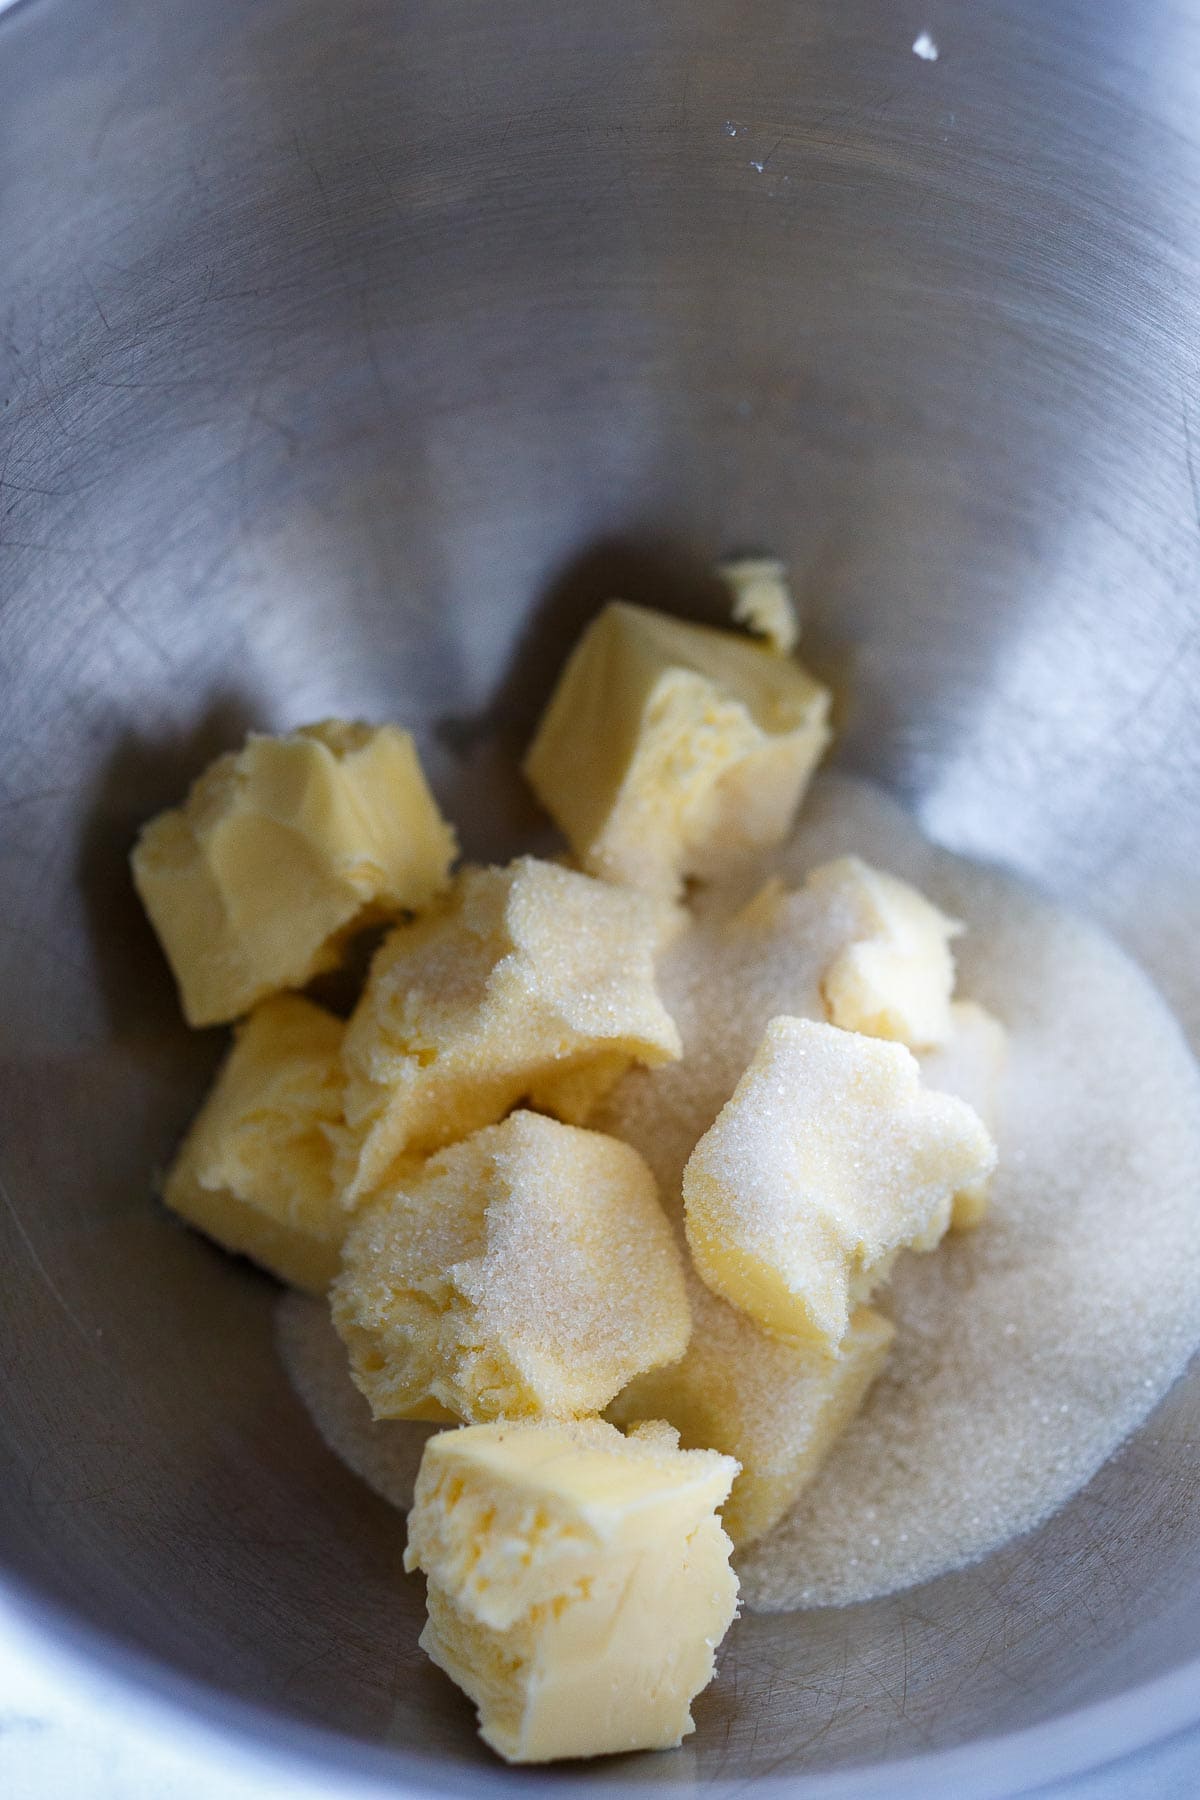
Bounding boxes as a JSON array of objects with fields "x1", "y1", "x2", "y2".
[{"x1": 2, "y1": 1, "x2": 1200, "y2": 1794}]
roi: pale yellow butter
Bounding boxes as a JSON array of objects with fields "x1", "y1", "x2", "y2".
[
  {"x1": 683, "y1": 1016, "x2": 995, "y2": 1352},
  {"x1": 806, "y1": 855, "x2": 961, "y2": 1049},
  {"x1": 403, "y1": 1418, "x2": 739, "y2": 1763},
  {"x1": 719, "y1": 556, "x2": 799, "y2": 655},
  {"x1": 331, "y1": 1110, "x2": 691, "y2": 1423},
  {"x1": 162, "y1": 994, "x2": 347, "y2": 1293},
  {"x1": 523, "y1": 601, "x2": 830, "y2": 897},
  {"x1": 132, "y1": 720, "x2": 457, "y2": 1026},
  {"x1": 336, "y1": 856, "x2": 682, "y2": 1202},
  {"x1": 611, "y1": 1269, "x2": 893, "y2": 1545},
  {"x1": 921, "y1": 999, "x2": 1009, "y2": 1229}
]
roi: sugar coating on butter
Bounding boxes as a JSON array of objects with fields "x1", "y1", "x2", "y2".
[
  {"x1": 332, "y1": 1110, "x2": 691, "y2": 1423},
  {"x1": 404, "y1": 1418, "x2": 739, "y2": 1762},
  {"x1": 523, "y1": 601, "x2": 831, "y2": 897},
  {"x1": 336, "y1": 856, "x2": 682, "y2": 1201},
  {"x1": 719, "y1": 557, "x2": 799, "y2": 655},
  {"x1": 683, "y1": 1017, "x2": 996, "y2": 1352},
  {"x1": 132, "y1": 720, "x2": 457, "y2": 1026},
  {"x1": 592, "y1": 858, "x2": 972, "y2": 1218},
  {"x1": 920, "y1": 1000, "x2": 1008, "y2": 1230},
  {"x1": 162, "y1": 995, "x2": 347, "y2": 1293},
  {"x1": 805, "y1": 855, "x2": 961, "y2": 1050},
  {"x1": 611, "y1": 1271, "x2": 893, "y2": 1546}
]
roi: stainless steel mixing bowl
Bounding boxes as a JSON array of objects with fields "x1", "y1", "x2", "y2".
[{"x1": 3, "y1": 0, "x2": 1199, "y2": 1794}]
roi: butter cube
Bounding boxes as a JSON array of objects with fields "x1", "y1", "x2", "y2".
[
  {"x1": 163, "y1": 995, "x2": 347, "y2": 1293},
  {"x1": 404, "y1": 1418, "x2": 739, "y2": 1762},
  {"x1": 806, "y1": 855, "x2": 961, "y2": 1049},
  {"x1": 920, "y1": 1000, "x2": 1008, "y2": 1229},
  {"x1": 611, "y1": 1271, "x2": 893, "y2": 1545},
  {"x1": 523, "y1": 601, "x2": 831, "y2": 897},
  {"x1": 719, "y1": 557, "x2": 799, "y2": 655},
  {"x1": 133, "y1": 720, "x2": 457, "y2": 1026},
  {"x1": 683, "y1": 1017, "x2": 996, "y2": 1352},
  {"x1": 331, "y1": 1111, "x2": 691, "y2": 1422},
  {"x1": 336, "y1": 856, "x2": 682, "y2": 1201}
]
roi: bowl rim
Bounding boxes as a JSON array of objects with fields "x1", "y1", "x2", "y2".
[{"x1": 3, "y1": 1555, "x2": 1198, "y2": 1798}]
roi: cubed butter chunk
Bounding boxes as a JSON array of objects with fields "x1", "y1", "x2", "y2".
[
  {"x1": 404, "y1": 1418, "x2": 739, "y2": 1763},
  {"x1": 611, "y1": 1270, "x2": 893, "y2": 1545},
  {"x1": 719, "y1": 556, "x2": 799, "y2": 655},
  {"x1": 132, "y1": 720, "x2": 457, "y2": 1026},
  {"x1": 336, "y1": 856, "x2": 682, "y2": 1201},
  {"x1": 331, "y1": 1111, "x2": 691, "y2": 1422},
  {"x1": 683, "y1": 1017, "x2": 996, "y2": 1352},
  {"x1": 523, "y1": 601, "x2": 831, "y2": 897},
  {"x1": 920, "y1": 1000, "x2": 1008, "y2": 1229},
  {"x1": 806, "y1": 855, "x2": 961, "y2": 1049},
  {"x1": 162, "y1": 995, "x2": 347, "y2": 1293}
]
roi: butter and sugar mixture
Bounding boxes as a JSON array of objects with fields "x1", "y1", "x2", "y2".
[{"x1": 137, "y1": 573, "x2": 1200, "y2": 1763}]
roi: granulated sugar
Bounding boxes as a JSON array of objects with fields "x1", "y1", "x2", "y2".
[
  {"x1": 278, "y1": 772, "x2": 1200, "y2": 1612},
  {"x1": 738, "y1": 844, "x2": 1200, "y2": 1607},
  {"x1": 600, "y1": 772, "x2": 1200, "y2": 1608}
]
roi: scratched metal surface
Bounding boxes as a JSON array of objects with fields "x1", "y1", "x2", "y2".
[{"x1": 1, "y1": 0, "x2": 1200, "y2": 1795}]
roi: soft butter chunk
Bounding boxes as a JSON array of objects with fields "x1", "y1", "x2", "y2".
[
  {"x1": 404, "y1": 1418, "x2": 739, "y2": 1763},
  {"x1": 719, "y1": 556, "x2": 799, "y2": 655},
  {"x1": 336, "y1": 856, "x2": 682, "y2": 1202},
  {"x1": 163, "y1": 995, "x2": 347, "y2": 1293},
  {"x1": 683, "y1": 1017, "x2": 995, "y2": 1352},
  {"x1": 523, "y1": 601, "x2": 831, "y2": 897},
  {"x1": 920, "y1": 1000, "x2": 1009, "y2": 1229},
  {"x1": 611, "y1": 1270, "x2": 893, "y2": 1546},
  {"x1": 331, "y1": 1110, "x2": 691, "y2": 1423},
  {"x1": 806, "y1": 855, "x2": 961, "y2": 1049},
  {"x1": 132, "y1": 721, "x2": 457, "y2": 1026}
]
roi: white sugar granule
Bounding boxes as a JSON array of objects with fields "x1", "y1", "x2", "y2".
[{"x1": 278, "y1": 772, "x2": 1200, "y2": 1612}]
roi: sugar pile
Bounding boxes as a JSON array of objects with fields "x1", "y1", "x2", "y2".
[
  {"x1": 278, "y1": 772, "x2": 1200, "y2": 1612},
  {"x1": 738, "y1": 837, "x2": 1200, "y2": 1606}
]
